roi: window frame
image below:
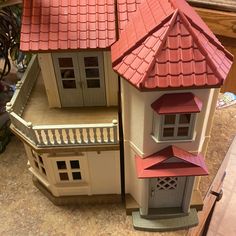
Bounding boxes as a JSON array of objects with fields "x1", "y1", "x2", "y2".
[{"x1": 152, "y1": 112, "x2": 196, "y2": 141}]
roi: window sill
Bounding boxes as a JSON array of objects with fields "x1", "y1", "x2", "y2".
[{"x1": 151, "y1": 132, "x2": 197, "y2": 144}]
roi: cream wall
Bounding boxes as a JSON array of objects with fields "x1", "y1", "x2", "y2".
[
  {"x1": 24, "y1": 144, "x2": 120, "y2": 197},
  {"x1": 38, "y1": 51, "x2": 118, "y2": 108},
  {"x1": 103, "y1": 51, "x2": 119, "y2": 106},
  {"x1": 87, "y1": 150, "x2": 120, "y2": 194},
  {"x1": 121, "y1": 79, "x2": 216, "y2": 157},
  {"x1": 38, "y1": 53, "x2": 61, "y2": 108}
]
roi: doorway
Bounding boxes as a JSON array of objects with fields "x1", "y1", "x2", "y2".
[
  {"x1": 53, "y1": 52, "x2": 106, "y2": 107},
  {"x1": 149, "y1": 176, "x2": 187, "y2": 209}
]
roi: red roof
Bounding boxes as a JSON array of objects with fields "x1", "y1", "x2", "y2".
[
  {"x1": 117, "y1": 0, "x2": 143, "y2": 33},
  {"x1": 136, "y1": 145, "x2": 209, "y2": 178},
  {"x1": 151, "y1": 93, "x2": 203, "y2": 114},
  {"x1": 112, "y1": 0, "x2": 233, "y2": 90},
  {"x1": 20, "y1": 0, "x2": 117, "y2": 51}
]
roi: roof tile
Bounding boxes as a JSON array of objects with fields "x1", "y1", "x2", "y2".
[
  {"x1": 20, "y1": 0, "x2": 116, "y2": 51},
  {"x1": 112, "y1": 1, "x2": 233, "y2": 90}
]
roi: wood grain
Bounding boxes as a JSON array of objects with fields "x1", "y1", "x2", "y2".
[{"x1": 195, "y1": 7, "x2": 236, "y2": 39}]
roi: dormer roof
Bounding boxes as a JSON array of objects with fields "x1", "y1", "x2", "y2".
[{"x1": 135, "y1": 145, "x2": 209, "y2": 178}]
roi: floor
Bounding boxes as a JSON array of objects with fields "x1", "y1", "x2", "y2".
[
  {"x1": 207, "y1": 140, "x2": 236, "y2": 236},
  {"x1": 22, "y1": 74, "x2": 118, "y2": 125}
]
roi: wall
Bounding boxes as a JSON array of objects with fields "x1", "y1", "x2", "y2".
[
  {"x1": 38, "y1": 51, "x2": 118, "y2": 108},
  {"x1": 87, "y1": 150, "x2": 120, "y2": 194},
  {"x1": 122, "y1": 80, "x2": 215, "y2": 156},
  {"x1": 38, "y1": 53, "x2": 61, "y2": 108},
  {"x1": 103, "y1": 51, "x2": 119, "y2": 106},
  {"x1": 24, "y1": 145, "x2": 120, "y2": 197}
]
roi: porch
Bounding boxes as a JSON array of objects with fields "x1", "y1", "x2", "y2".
[{"x1": 7, "y1": 55, "x2": 119, "y2": 148}]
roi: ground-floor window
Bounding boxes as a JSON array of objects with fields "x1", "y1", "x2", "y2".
[
  {"x1": 54, "y1": 158, "x2": 83, "y2": 182},
  {"x1": 31, "y1": 150, "x2": 47, "y2": 176}
]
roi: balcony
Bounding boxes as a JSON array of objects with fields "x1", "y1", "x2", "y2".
[{"x1": 7, "y1": 56, "x2": 119, "y2": 149}]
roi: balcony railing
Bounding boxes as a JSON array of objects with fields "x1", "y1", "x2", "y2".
[{"x1": 7, "y1": 55, "x2": 119, "y2": 148}]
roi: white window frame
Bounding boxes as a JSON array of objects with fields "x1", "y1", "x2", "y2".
[{"x1": 152, "y1": 113, "x2": 196, "y2": 141}]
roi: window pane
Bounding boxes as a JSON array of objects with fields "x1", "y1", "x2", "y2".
[
  {"x1": 60, "y1": 69, "x2": 75, "y2": 78},
  {"x1": 87, "y1": 79, "x2": 100, "y2": 88},
  {"x1": 57, "y1": 161, "x2": 67, "y2": 170},
  {"x1": 59, "y1": 172, "x2": 69, "y2": 181},
  {"x1": 85, "y1": 68, "x2": 99, "y2": 78},
  {"x1": 84, "y1": 57, "x2": 98, "y2": 67},
  {"x1": 34, "y1": 161, "x2": 39, "y2": 169},
  {"x1": 62, "y1": 80, "x2": 76, "y2": 89},
  {"x1": 38, "y1": 155, "x2": 43, "y2": 164},
  {"x1": 179, "y1": 114, "x2": 191, "y2": 124},
  {"x1": 163, "y1": 128, "x2": 174, "y2": 137},
  {"x1": 70, "y1": 160, "x2": 80, "y2": 169},
  {"x1": 58, "y1": 58, "x2": 73, "y2": 67},
  {"x1": 42, "y1": 167, "x2": 47, "y2": 175},
  {"x1": 177, "y1": 127, "x2": 189, "y2": 136},
  {"x1": 72, "y1": 172, "x2": 81, "y2": 180},
  {"x1": 164, "y1": 115, "x2": 175, "y2": 125}
]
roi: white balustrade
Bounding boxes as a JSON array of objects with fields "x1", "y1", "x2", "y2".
[{"x1": 33, "y1": 122, "x2": 118, "y2": 147}]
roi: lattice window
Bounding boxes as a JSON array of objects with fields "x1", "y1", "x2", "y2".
[
  {"x1": 156, "y1": 177, "x2": 178, "y2": 190},
  {"x1": 55, "y1": 159, "x2": 83, "y2": 182},
  {"x1": 31, "y1": 150, "x2": 47, "y2": 176}
]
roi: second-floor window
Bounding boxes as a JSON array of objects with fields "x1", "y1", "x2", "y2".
[
  {"x1": 153, "y1": 113, "x2": 196, "y2": 141},
  {"x1": 151, "y1": 93, "x2": 202, "y2": 142},
  {"x1": 52, "y1": 51, "x2": 106, "y2": 107}
]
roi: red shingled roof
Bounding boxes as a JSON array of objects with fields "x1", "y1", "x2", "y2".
[
  {"x1": 135, "y1": 145, "x2": 209, "y2": 178},
  {"x1": 112, "y1": 0, "x2": 233, "y2": 90},
  {"x1": 117, "y1": 0, "x2": 143, "y2": 33},
  {"x1": 20, "y1": 0, "x2": 117, "y2": 51}
]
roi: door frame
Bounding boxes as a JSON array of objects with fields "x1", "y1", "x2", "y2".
[{"x1": 140, "y1": 176, "x2": 195, "y2": 216}]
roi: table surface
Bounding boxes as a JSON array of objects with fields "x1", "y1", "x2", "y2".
[{"x1": 188, "y1": 0, "x2": 236, "y2": 12}]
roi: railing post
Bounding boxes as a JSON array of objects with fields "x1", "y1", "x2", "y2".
[
  {"x1": 112, "y1": 119, "x2": 118, "y2": 143},
  {"x1": 6, "y1": 102, "x2": 13, "y2": 113},
  {"x1": 26, "y1": 122, "x2": 37, "y2": 145}
]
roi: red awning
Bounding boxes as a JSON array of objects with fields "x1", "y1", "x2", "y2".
[
  {"x1": 135, "y1": 145, "x2": 208, "y2": 178},
  {"x1": 151, "y1": 93, "x2": 203, "y2": 114}
]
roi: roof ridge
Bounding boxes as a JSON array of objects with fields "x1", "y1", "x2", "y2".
[
  {"x1": 112, "y1": 10, "x2": 175, "y2": 67},
  {"x1": 176, "y1": 10, "x2": 224, "y2": 83},
  {"x1": 138, "y1": 9, "x2": 179, "y2": 88}
]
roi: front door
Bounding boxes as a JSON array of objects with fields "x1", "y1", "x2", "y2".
[
  {"x1": 149, "y1": 177, "x2": 187, "y2": 208},
  {"x1": 53, "y1": 52, "x2": 106, "y2": 107}
]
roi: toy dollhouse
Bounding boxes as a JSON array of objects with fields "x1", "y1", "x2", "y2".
[{"x1": 7, "y1": 0, "x2": 233, "y2": 231}]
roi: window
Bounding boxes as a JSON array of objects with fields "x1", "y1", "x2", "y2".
[
  {"x1": 84, "y1": 56, "x2": 101, "y2": 88},
  {"x1": 31, "y1": 150, "x2": 47, "y2": 176},
  {"x1": 55, "y1": 160, "x2": 82, "y2": 182},
  {"x1": 153, "y1": 113, "x2": 196, "y2": 141}
]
